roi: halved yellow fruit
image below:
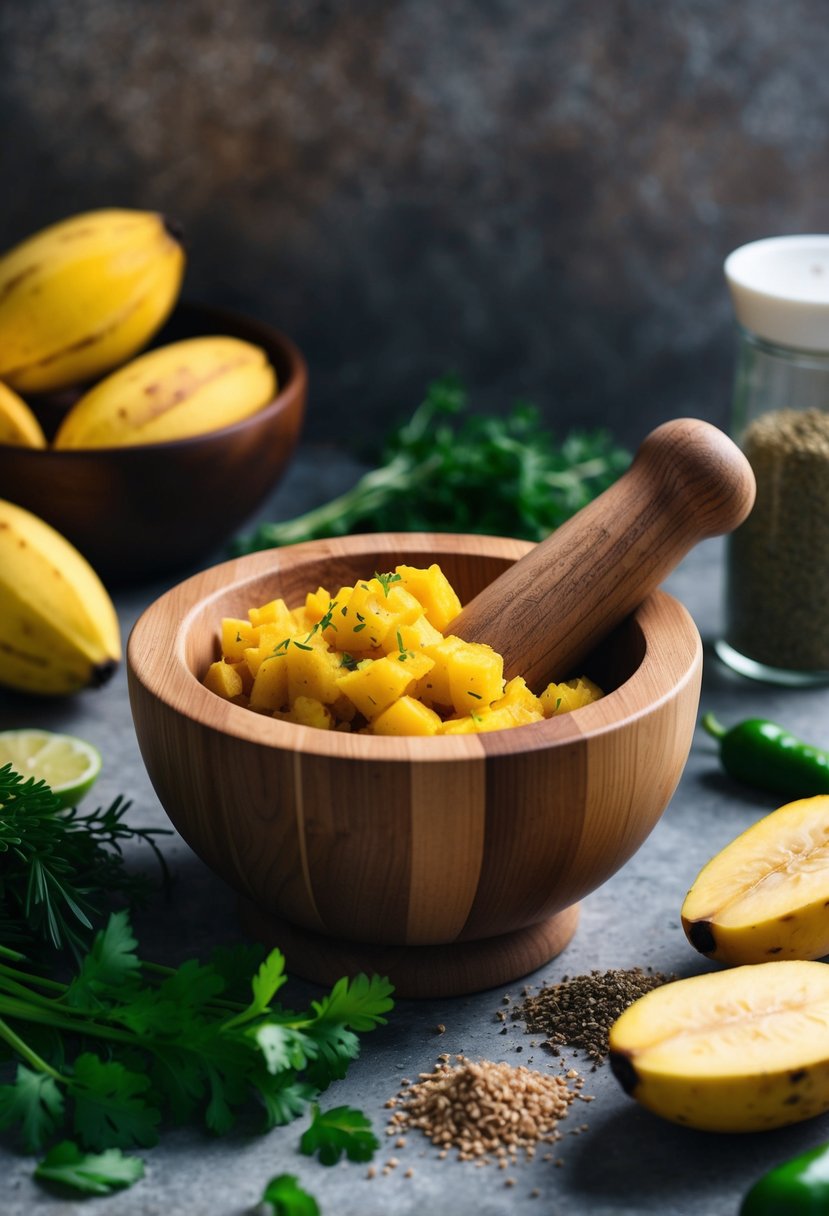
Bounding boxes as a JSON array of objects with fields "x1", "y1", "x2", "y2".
[
  {"x1": 609, "y1": 961, "x2": 829, "y2": 1132},
  {"x1": 682, "y1": 795, "x2": 829, "y2": 964}
]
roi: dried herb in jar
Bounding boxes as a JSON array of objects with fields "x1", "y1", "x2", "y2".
[{"x1": 725, "y1": 409, "x2": 829, "y2": 672}]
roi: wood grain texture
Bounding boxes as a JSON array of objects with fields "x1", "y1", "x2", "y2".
[
  {"x1": 451, "y1": 418, "x2": 754, "y2": 687},
  {"x1": 0, "y1": 302, "x2": 307, "y2": 582},
  {"x1": 127, "y1": 533, "x2": 702, "y2": 996},
  {"x1": 239, "y1": 900, "x2": 581, "y2": 1000}
]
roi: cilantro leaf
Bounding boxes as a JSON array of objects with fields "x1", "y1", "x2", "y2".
[
  {"x1": 310, "y1": 973, "x2": 394, "y2": 1031},
  {"x1": 34, "y1": 1140, "x2": 144, "y2": 1195},
  {"x1": 302, "y1": 1022, "x2": 358, "y2": 1090},
  {"x1": 223, "y1": 948, "x2": 287, "y2": 1031},
  {"x1": 71, "y1": 1054, "x2": 160, "y2": 1149},
  {"x1": 250, "y1": 949, "x2": 288, "y2": 1014},
  {"x1": 259, "y1": 1173, "x2": 320, "y2": 1216},
  {"x1": 254, "y1": 1024, "x2": 315, "y2": 1075},
  {"x1": 0, "y1": 1065, "x2": 64, "y2": 1152},
  {"x1": 65, "y1": 910, "x2": 141, "y2": 1010},
  {"x1": 299, "y1": 1103, "x2": 379, "y2": 1165},
  {"x1": 252, "y1": 1070, "x2": 317, "y2": 1129}
]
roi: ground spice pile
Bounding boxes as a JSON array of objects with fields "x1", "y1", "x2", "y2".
[
  {"x1": 511, "y1": 967, "x2": 674, "y2": 1066},
  {"x1": 386, "y1": 1055, "x2": 580, "y2": 1164}
]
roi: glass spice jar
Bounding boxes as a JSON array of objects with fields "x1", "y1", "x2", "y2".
[{"x1": 716, "y1": 235, "x2": 829, "y2": 685}]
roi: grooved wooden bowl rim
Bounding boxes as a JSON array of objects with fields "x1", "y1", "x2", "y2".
[{"x1": 127, "y1": 533, "x2": 702, "y2": 762}]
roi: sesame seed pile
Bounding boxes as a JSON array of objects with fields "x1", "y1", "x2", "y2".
[
  {"x1": 385, "y1": 1054, "x2": 580, "y2": 1164},
  {"x1": 511, "y1": 967, "x2": 674, "y2": 1066}
]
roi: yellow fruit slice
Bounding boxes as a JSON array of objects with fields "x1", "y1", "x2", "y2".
[
  {"x1": 0, "y1": 728, "x2": 102, "y2": 808},
  {"x1": 609, "y1": 961, "x2": 829, "y2": 1132},
  {"x1": 682, "y1": 795, "x2": 829, "y2": 964},
  {"x1": 0, "y1": 381, "x2": 46, "y2": 447}
]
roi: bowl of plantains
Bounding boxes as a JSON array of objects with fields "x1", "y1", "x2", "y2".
[
  {"x1": 0, "y1": 301, "x2": 307, "y2": 584},
  {"x1": 127, "y1": 529, "x2": 704, "y2": 1000}
]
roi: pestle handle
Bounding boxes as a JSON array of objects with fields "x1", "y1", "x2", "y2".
[{"x1": 450, "y1": 417, "x2": 756, "y2": 687}]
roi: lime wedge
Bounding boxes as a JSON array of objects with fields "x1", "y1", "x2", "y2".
[{"x1": 0, "y1": 729, "x2": 102, "y2": 808}]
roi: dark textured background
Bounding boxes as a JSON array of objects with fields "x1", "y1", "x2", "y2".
[{"x1": 1, "y1": 0, "x2": 828, "y2": 451}]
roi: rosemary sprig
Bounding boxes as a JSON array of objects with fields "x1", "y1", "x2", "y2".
[{"x1": 0, "y1": 765, "x2": 170, "y2": 960}]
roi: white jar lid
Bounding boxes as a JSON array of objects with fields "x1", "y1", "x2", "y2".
[{"x1": 725, "y1": 235, "x2": 829, "y2": 351}]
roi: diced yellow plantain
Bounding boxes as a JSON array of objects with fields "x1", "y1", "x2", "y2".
[
  {"x1": 372, "y1": 696, "x2": 443, "y2": 736},
  {"x1": 288, "y1": 696, "x2": 333, "y2": 730},
  {"x1": 446, "y1": 642, "x2": 504, "y2": 715},
  {"x1": 249, "y1": 653, "x2": 289, "y2": 712},
  {"x1": 304, "y1": 587, "x2": 333, "y2": 623},
  {"x1": 440, "y1": 704, "x2": 541, "y2": 735},
  {"x1": 419, "y1": 635, "x2": 465, "y2": 706},
  {"x1": 248, "y1": 597, "x2": 295, "y2": 630},
  {"x1": 540, "y1": 676, "x2": 603, "y2": 717},
  {"x1": 682, "y1": 795, "x2": 829, "y2": 964},
  {"x1": 221, "y1": 617, "x2": 259, "y2": 664},
  {"x1": 383, "y1": 614, "x2": 444, "y2": 655},
  {"x1": 335, "y1": 654, "x2": 431, "y2": 719},
  {"x1": 286, "y1": 642, "x2": 341, "y2": 705},
  {"x1": 203, "y1": 659, "x2": 245, "y2": 704},
  {"x1": 395, "y1": 564, "x2": 462, "y2": 632},
  {"x1": 609, "y1": 961, "x2": 829, "y2": 1132},
  {"x1": 228, "y1": 660, "x2": 253, "y2": 696},
  {"x1": 333, "y1": 583, "x2": 397, "y2": 650},
  {"x1": 493, "y1": 676, "x2": 544, "y2": 716}
]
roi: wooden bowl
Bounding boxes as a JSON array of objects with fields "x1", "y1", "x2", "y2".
[
  {"x1": 127, "y1": 533, "x2": 703, "y2": 997},
  {"x1": 0, "y1": 302, "x2": 306, "y2": 583}
]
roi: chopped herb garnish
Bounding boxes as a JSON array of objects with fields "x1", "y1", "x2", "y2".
[
  {"x1": 318, "y1": 601, "x2": 339, "y2": 633},
  {"x1": 293, "y1": 642, "x2": 313, "y2": 652},
  {"x1": 339, "y1": 653, "x2": 359, "y2": 671},
  {"x1": 353, "y1": 623, "x2": 367, "y2": 633},
  {"x1": 235, "y1": 631, "x2": 242, "y2": 643},
  {"x1": 555, "y1": 697, "x2": 562, "y2": 710},
  {"x1": 396, "y1": 631, "x2": 415, "y2": 662},
  {"x1": 467, "y1": 691, "x2": 482, "y2": 700},
  {"x1": 272, "y1": 638, "x2": 291, "y2": 656},
  {"x1": 375, "y1": 572, "x2": 402, "y2": 598}
]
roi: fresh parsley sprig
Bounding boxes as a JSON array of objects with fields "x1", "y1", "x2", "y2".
[
  {"x1": 233, "y1": 376, "x2": 630, "y2": 553},
  {"x1": 300, "y1": 1103, "x2": 379, "y2": 1165},
  {"x1": 258, "y1": 1173, "x2": 320, "y2": 1216},
  {"x1": 0, "y1": 911, "x2": 394, "y2": 1157}
]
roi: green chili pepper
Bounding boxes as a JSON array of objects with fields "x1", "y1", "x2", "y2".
[
  {"x1": 741, "y1": 1142, "x2": 829, "y2": 1214},
  {"x1": 701, "y1": 712, "x2": 829, "y2": 799}
]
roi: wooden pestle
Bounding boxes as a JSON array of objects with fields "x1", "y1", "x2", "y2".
[{"x1": 450, "y1": 417, "x2": 756, "y2": 687}]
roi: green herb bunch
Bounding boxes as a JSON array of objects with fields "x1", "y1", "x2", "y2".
[
  {"x1": 0, "y1": 764, "x2": 170, "y2": 959},
  {"x1": 0, "y1": 911, "x2": 393, "y2": 1160},
  {"x1": 233, "y1": 376, "x2": 630, "y2": 554}
]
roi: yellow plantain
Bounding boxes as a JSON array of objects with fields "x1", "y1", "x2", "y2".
[
  {"x1": 682, "y1": 795, "x2": 829, "y2": 964},
  {"x1": 0, "y1": 209, "x2": 185, "y2": 394},
  {"x1": 609, "y1": 961, "x2": 829, "y2": 1133},
  {"x1": 53, "y1": 336, "x2": 277, "y2": 448},
  {"x1": 0, "y1": 381, "x2": 46, "y2": 447},
  {"x1": 0, "y1": 499, "x2": 120, "y2": 695}
]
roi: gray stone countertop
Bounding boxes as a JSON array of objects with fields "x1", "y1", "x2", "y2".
[{"x1": 2, "y1": 445, "x2": 827, "y2": 1215}]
